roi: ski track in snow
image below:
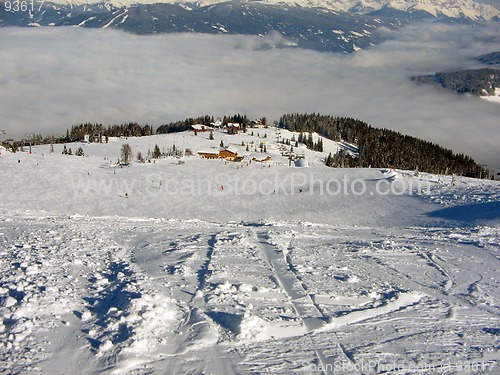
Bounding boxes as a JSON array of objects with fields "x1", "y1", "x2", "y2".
[
  {"x1": 1, "y1": 213, "x2": 499, "y2": 374},
  {"x1": 255, "y1": 230, "x2": 345, "y2": 375}
]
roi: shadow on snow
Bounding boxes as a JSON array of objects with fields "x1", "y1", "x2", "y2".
[
  {"x1": 80, "y1": 261, "x2": 141, "y2": 351},
  {"x1": 427, "y1": 201, "x2": 500, "y2": 224}
]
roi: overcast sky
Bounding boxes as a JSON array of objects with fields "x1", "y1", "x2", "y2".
[{"x1": 0, "y1": 23, "x2": 499, "y2": 172}]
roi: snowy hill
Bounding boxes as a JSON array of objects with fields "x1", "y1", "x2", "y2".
[{"x1": 1, "y1": 129, "x2": 500, "y2": 374}]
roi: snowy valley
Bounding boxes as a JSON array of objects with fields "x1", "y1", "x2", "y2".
[{"x1": 1, "y1": 127, "x2": 499, "y2": 374}]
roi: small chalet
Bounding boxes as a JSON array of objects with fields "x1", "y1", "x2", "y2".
[
  {"x1": 219, "y1": 147, "x2": 238, "y2": 161},
  {"x1": 211, "y1": 119, "x2": 223, "y2": 128},
  {"x1": 198, "y1": 147, "x2": 239, "y2": 161},
  {"x1": 226, "y1": 123, "x2": 241, "y2": 129},
  {"x1": 250, "y1": 119, "x2": 265, "y2": 128},
  {"x1": 198, "y1": 149, "x2": 220, "y2": 159},
  {"x1": 191, "y1": 124, "x2": 210, "y2": 132}
]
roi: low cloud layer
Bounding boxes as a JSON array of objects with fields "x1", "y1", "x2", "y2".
[{"x1": 1, "y1": 23, "x2": 499, "y2": 172}]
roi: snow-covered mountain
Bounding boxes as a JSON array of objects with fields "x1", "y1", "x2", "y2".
[
  {"x1": 348, "y1": 0, "x2": 499, "y2": 19},
  {"x1": 0, "y1": 1, "x2": 401, "y2": 53},
  {"x1": 35, "y1": 0, "x2": 500, "y2": 21},
  {"x1": 1, "y1": 0, "x2": 497, "y2": 53}
]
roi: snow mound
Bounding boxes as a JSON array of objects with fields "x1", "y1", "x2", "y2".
[
  {"x1": 98, "y1": 293, "x2": 180, "y2": 372},
  {"x1": 238, "y1": 313, "x2": 269, "y2": 342},
  {"x1": 124, "y1": 293, "x2": 178, "y2": 354}
]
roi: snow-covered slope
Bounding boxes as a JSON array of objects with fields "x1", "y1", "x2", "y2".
[
  {"x1": 1, "y1": 128, "x2": 497, "y2": 225},
  {"x1": 1, "y1": 130, "x2": 500, "y2": 374},
  {"x1": 255, "y1": 0, "x2": 499, "y2": 20},
  {"x1": 343, "y1": 0, "x2": 498, "y2": 19}
]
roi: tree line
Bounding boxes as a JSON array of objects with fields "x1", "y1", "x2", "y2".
[
  {"x1": 66, "y1": 123, "x2": 154, "y2": 142},
  {"x1": 156, "y1": 114, "x2": 252, "y2": 134},
  {"x1": 3, "y1": 114, "x2": 262, "y2": 150},
  {"x1": 279, "y1": 113, "x2": 488, "y2": 178},
  {"x1": 2, "y1": 123, "x2": 155, "y2": 147}
]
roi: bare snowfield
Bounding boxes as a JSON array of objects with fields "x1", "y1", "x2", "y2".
[{"x1": 1, "y1": 127, "x2": 499, "y2": 374}]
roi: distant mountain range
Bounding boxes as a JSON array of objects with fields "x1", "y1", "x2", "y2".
[
  {"x1": 412, "y1": 67, "x2": 500, "y2": 97},
  {"x1": 14, "y1": 0, "x2": 500, "y2": 20},
  {"x1": 1, "y1": 0, "x2": 498, "y2": 53},
  {"x1": 0, "y1": 1, "x2": 403, "y2": 53}
]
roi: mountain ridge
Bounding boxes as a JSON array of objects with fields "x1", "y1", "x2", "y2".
[
  {"x1": 412, "y1": 68, "x2": 500, "y2": 97},
  {"x1": 0, "y1": 1, "x2": 401, "y2": 52},
  {"x1": 27, "y1": 0, "x2": 500, "y2": 21},
  {"x1": 1, "y1": 0, "x2": 498, "y2": 54}
]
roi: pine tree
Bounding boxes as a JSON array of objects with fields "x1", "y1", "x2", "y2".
[
  {"x1": 121, "y1": 143, "x2": 132, "y2": 164},
  {"x1": 307, "y1": 133, "x2": 314, "y2": 149},
  {"x1": 317, "y1": 138, "x2": 324, "y2": 152},
  {"x1": 153, "y1": 144, "x2": 161, "y2": 159},
  {"x1": 325, "y1": 153, "x2": 333, "y2": 167}
]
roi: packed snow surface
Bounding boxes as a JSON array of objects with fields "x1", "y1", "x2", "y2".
[{"x1": 0, "y1": 128, "x2": 499, "y2": 374}]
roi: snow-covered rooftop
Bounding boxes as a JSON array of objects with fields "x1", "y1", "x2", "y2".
[
  {"x1": 197, "y1": 148, "x2": 219, "y2": 154},
  {"x1": 192, "y1": 124, "x2": 209, "y2": 130}
]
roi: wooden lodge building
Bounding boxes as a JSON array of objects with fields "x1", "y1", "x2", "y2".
[{"x1": 198, "y1": 147, "x2": 239, "y2": 161}]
